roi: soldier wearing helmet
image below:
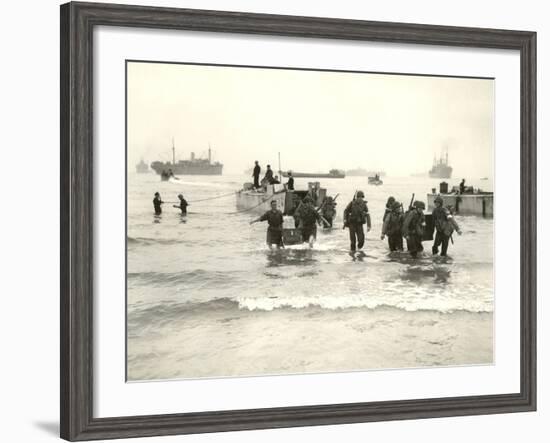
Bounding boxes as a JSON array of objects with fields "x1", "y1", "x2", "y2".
[
  {"x1": 343, "y1": 190, "x2": 372, "y2": 252},
  {"x1": 402, "y1": 200, "x2": 426, "y2": 258},
  {"x1": 173, "y1": 194, "x2": 189, "y2": 215},
  {"x1": 432, "y1": 195, "x2": 462, "y2": 256},
  {"x1": 381, "y1": 199, "x2": 404, "y2": 251}
]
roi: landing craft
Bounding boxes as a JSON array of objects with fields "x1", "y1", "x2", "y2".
[
  {"x1": 368, "y1": 175, "x2": 383, "y2": 186},
  {"x1": 281, "y1": 169, "x2": 345, "y2": 179},
  {"x1": 238, "y1": 181, "x2": 335, "y2": 245}
]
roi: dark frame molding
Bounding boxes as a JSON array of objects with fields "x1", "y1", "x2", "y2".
[{"x1": 60, "y1": 2, "x2": 536, "y2": 441}]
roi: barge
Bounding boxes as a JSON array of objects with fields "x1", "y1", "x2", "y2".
[{"x1": 427, "y1": 192, "x2": 493, "y2": 217}]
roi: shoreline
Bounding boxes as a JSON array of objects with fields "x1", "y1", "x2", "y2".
[{"x1": 127, "y1": 302, "x2": 493, "y2": 381}]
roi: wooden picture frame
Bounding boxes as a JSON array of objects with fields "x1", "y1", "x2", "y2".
[{"x1": 60, "y1": 1, "x2": 536, "y2": 440}]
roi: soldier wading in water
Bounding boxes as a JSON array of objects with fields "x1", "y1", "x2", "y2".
[
  {"x1": 294, "y1": 195, "x2": 326, "y2": 248},
  {"x1": 402, "y1": 200, "x2": 426, "y2": 258},
  {"x1": 250, "y1": 200, "x2": 284, "y2": 249},
  {"x1": 343, "y1": 191, "x2": 371, "y2": 252},
  {"x1": 432, "y1": 195, "x2": 462, "y2": 256},
  {"x1": 381, "y1": 198, "x2": 404, "y2": 251}
]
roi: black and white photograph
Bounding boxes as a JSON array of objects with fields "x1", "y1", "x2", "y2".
[{"x1": 126, "y1": 61, "x2": 495, "y2": 381}]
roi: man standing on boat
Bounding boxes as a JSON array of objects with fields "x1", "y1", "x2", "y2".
[
  {"x1": 250, "y1": 200, "x2": 284, "y2": 249},
  {"x1": 262, "y1": 165, "x2": 274, "y2": 186},
  {"x1": 252, "y1": 161, "x2": 261, "y2": 189},
  {"x1": 432, "y1": 196, "x2": 462, "y2": 256},
  {"x1": 286, "y1": 171, "x2": 295, "y2": 191},
  {"x1": 343, "y1": 191, "x2": 371, "y2": 252}
]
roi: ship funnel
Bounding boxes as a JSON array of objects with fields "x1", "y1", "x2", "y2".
[{"x1": 191, "y1": 152, "x2": 195, "y2": 161}]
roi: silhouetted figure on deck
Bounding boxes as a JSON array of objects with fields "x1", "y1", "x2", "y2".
[
  {"x1": 252, "y1": 161, "x2": 261, "y2": 189},
  {"x1": 286, "y1": 171, "x2": 294, "y2": 190}
]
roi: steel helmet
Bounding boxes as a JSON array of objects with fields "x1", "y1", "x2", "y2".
[
  {"x1": 356, "y1": 190, "x2": 365, "y2": 199},
  {"x1": 414, "y1": 200, "x2": 426, "y2": 210},
  {"x1": 434, "y1": 195, "x2": 444, "y2": 205}
]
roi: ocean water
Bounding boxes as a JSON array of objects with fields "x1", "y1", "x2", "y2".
[{"x1": 127, "y1": 173, "x2": 494, "y2": 379}]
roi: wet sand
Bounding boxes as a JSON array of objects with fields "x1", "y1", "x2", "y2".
[{"x1": 127, "y1": 300, "x2": 493, "y2": 381}]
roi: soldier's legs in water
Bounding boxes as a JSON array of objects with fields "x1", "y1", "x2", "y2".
[
  {"x1": 357, "y1": 224, "x2": 365, "y2": 250},
  {"x1": 349, "y1": 225, "x2": 357, "y2": 251},
  {"x1": 440, "y1": 235, "x2": 450, "y2": 256},
  {"x1": 432, "y1": 231, "x2": 443, "y2": 254},
  {"x1": 396, "y1": 234, "x2": 404, "y2": 251},
  {"x1": 410, "y1": 235, "x2": 420, "y2": 257}
]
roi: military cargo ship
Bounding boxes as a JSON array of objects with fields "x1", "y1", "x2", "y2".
[
  {"x1": 150, "y1": 140, "x2": 223, "y2": 176},
  {"x1": 429, "y1": 150, "x2": 453, "y2": 179}
]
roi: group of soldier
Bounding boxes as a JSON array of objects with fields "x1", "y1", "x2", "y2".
[{"x1": 252, "y1": 191, "x2": 462, "y2": 257}]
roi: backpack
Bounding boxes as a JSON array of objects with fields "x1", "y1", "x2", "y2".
[
  {"x1": 401, "y1": 210, "x2": 419, "y2": 236},
  {"x1": 386, "y1": 211, "x2": 402, "y2": 235},
  {"x1": 301, "y1": 205, "x2": 318, "y2": 225},
  {"x1": 348, "y1": 201, "x2": 366, "y2": 224}
]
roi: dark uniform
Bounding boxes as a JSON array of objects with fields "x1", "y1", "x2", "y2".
[
  {"x1": 295, "y1": 200, "x2": 322, "y2": 242},
  {"x1": 382, "y1": 202, "x2": 404, "y2": 251},
  {"x1": 402, "y1": 202, "x2": 425, "y2": 258},
  {"x1": 263, "y1": 167, "x2": 274, "y2": 185},
  {"x1": 286, "y1": 176, "x2": 294, "y2": 191},
  {"x1": 344, "y1": 194, "x2": 371, "y2": 251},
  {"x1": 259, "y1": 209, "x2": 284, "y2": 247},
  {"x1": 432, "y1": 203, "x2": 461, "y2": 256},
  {"x1": 153, "y1": 195, "x2": 163, "y2": 215},
  {"x1": 177, "y1": 197, "x2": 189, "y2": 215},
  {"x1": 321, "y1": 196, "x2": 337, "y2": 228},
  {"x1": 253, "y1": 164, "x2": 261, "y2": 188}
]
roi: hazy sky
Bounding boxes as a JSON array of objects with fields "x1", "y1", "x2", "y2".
[{"x1": 127, "y1": 61, "x2": 494, "y2": 178}]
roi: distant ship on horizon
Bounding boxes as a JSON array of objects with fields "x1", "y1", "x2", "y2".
[
  {"x1": 150, "y1": 139, "x2": 223, "y2": 176},
  {"x1": 135, "y1": 158, "x2": 149, "y2": 173},
  {"x1": 429, "y1": 149, "x2": 453, "y2": 179}
]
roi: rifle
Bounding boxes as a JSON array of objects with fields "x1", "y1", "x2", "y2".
[{"x1": 409, "y1": 193, "x2": 415, "y2": 211}]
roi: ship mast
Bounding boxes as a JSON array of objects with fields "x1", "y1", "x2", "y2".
[
  {"x1": 208, "y1": 142, "x2": 212, "y2": 163},
  {"x1": 172, "y1": 137, "x2": 176, "y2": 165}
]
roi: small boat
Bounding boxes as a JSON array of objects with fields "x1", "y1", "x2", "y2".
[
  {"x1": 281, "y1": 169, "x2": 345, "y2": 179},
  {"x1": 368, "y1": 176, "x2": 383, "y2": 185}
]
